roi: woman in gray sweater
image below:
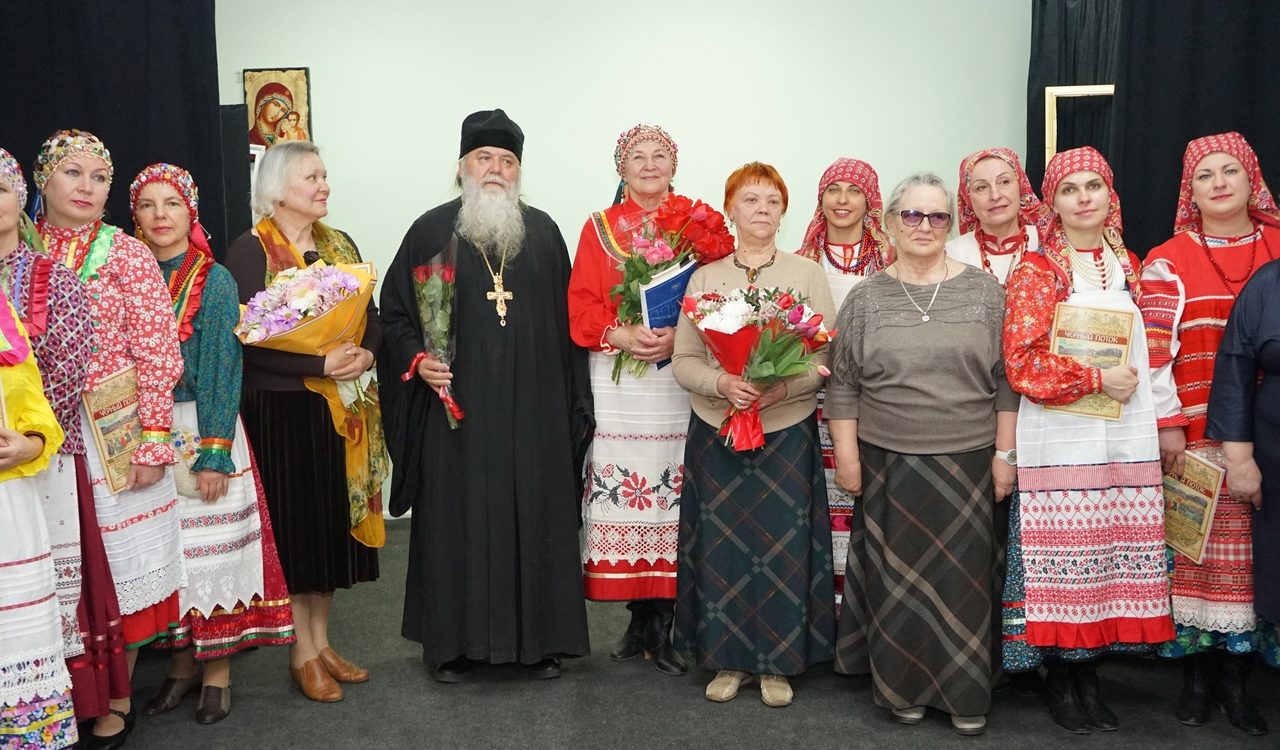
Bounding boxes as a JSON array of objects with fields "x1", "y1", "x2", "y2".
[{"x1": 827, "y1": 172, "x2": 1018, "y2": 736}]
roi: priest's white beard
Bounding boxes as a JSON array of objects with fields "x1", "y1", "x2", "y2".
[{"x1": 456, "y1": 172, "x2": 526, "y2": 260}]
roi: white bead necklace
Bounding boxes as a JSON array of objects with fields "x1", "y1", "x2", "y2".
[{"x1": 1065, "y1": 238, "x2": 1119, "y2": 290}]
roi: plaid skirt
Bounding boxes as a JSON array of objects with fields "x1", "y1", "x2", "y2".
[
  {"x1": 835, "y1": 442, "x2": 995, "y2": 715},
  {"x1": 674, "y1": 415, "x2": 834, "y2": 676}
]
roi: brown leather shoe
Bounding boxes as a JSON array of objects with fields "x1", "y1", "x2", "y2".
[
  {"x1": 194, "y1": 685, "x2": 232, "y2": 724},
  {"x1": 289, "y1": 658, "x2": 343, "y2": 702},
  {"x1": 141, "y1": 669, "x2": 202, "y2": 715},
  {"x1": 319, "y1": 647, "x2": 370, "y2": 683}
]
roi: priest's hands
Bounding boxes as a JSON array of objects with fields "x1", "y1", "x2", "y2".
[
  {"x1": 607, "y1": 325, "x2": 675, "y2": 363},
  {"x1": 417, "y1": 356, "x2": 452, "y2": 389},
  {"x1": 326, "y1": 343, "x2": 375, "y2": 381},
  {"x1": 0, "y1": 428, "x2": 43, "y2": 471}
]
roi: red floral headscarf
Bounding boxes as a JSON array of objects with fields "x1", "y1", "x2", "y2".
[
  {"x1": 1037, "y1": 146, "x2": 1140, "y2": 297},
  {"x1": 1174, "y1": 131, "x2": 1280, "y2": 233},
  {"x1": 956, "y1": 147, "x2": 1047, "y2": 235},
  {"x1": 797, "y1": 157, "x2": 890, "y2": 266},
  {"x1": 129, "y1": 162, "x2": 213, "y2": 259}
]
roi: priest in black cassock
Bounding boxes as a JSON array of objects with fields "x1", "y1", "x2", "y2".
[{"x1": 379, "y1": 109, "x2": 593, "y2": 682}]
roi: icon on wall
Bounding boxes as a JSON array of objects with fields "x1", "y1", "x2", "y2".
[{"x1": 243, "y1": 67, "x2": 312, "y2": 148}]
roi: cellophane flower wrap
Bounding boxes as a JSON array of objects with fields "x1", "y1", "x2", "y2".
[
  {"x1": 407, "y1": 260, "x2": 464, "y2": 429},
  {"x1": 609, "y1": 193, "x2": 736, "y2": 383},
  {"x1": 235, "y1": 259, "x2": 378, "y2": 408},
  {"x1": 681, "y1": 286, "x2": 835, "y2": 451},
  {"x1": 236, "y1": 260, "x2": 371, "y2": 350}
]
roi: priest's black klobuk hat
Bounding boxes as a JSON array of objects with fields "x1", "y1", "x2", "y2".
[{"x1": 459, "y1": 109, "x2": 524, "y2": 162}]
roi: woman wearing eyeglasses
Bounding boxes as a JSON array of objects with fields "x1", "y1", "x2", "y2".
[
  {"x1": 828, "y1": 173, "x2": 1017, "y2": 736},
  {"x1": 1002, "y1": 147, "x2": 1173, "y2": 735}
]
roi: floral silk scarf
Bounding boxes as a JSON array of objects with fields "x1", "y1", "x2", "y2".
[{"x1": 254, "y1": 217, "x2": 389, "y2": 548}]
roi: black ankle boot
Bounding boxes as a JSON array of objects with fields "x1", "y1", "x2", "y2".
[
  {"x1": 1174, "y1": 652, "x2": 1211, "y2": 726},
  {"x1": 1212, "y1": 652, "x2": 1268, "y2": 735},
  {"x1": 643, "y1": 600, "x2": 686, "y2": 676},
  {"x1": 610, "y1": 602, "x2": 649, "y2": 661},
  {"x1": 1043, "y1": 660, "x2": 1091, "y2": 734},
  {"x1": 1071, "y1": 660, "x2": 1118, "y2": 731}
]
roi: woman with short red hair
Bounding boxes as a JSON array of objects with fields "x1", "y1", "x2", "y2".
[{"x1": 671, "y1": 162, "x2": 836, "y2": 708}]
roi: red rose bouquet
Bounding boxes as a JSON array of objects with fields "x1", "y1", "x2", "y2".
[
  {"x1": 681, "y1": 286, "x2": 835, "y2": 451},
  {"x1": 405, "y1": 259, "x2": 464, "y2": 429},
  {"x1": 608, "y1": 193, "x2": 735, "y2": 383}
]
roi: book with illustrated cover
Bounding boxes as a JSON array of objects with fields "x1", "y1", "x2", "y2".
[
  {"x1": 1045, "y1": 303, "x2": 1135, "y2": 420},
  {"x1": 1164, "y1": 451, "x2": 1225, "y2": 564},
  {"x1": 83, "y1": 365, "x2": 143, "y2": 494}
]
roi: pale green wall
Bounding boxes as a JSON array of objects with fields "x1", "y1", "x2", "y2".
[{"x1": 216, "y1": 0, "x2": 1031, "y2": 275}]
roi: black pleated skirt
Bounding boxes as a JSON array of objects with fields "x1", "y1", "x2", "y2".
[{"x1": 241, "y1": 388, "x2": 378, "y2": 593}]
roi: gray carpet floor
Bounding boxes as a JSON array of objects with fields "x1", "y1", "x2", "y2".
[{"x1": 121, "y1": 519, "x2": 1279, "y2": 749}]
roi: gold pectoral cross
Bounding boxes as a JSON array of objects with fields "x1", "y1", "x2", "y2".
[{"x1": 487, "y1": 274, "x2": 513, "y2": 326}]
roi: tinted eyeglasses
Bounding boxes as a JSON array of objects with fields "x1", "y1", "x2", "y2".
[{"x1": 898, "y1": 209, "x2": 951, "y2": 229}]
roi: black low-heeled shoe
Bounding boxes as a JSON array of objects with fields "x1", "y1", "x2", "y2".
[
  {"x1": 141, "y1": 669, "x2": 203, "y2": 716},
  {"x1": 527, "y1": 657, "x2": 561, "y2": 680},
  {"x1": 194, "y1": 685, "x2": 231, "y2": 725},
  {"x1": 432, "y1": 656, "x2": 472, "y2": 684},
  {"x1": 87, "y1": 705, "x2": 135, "y2": 750}
]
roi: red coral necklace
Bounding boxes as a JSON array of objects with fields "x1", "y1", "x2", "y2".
[
  {"x1": 1198, "y1": 226, "x2": 1272, "y2": 295},
  {"x1": 823, "y1": 229, "x2": 879, "y2": 275},
  {"x1": 166, "y1": 246, "x2": 202, "y2": 304},
  {"x1": 974, "y1": 226, "x2": 1027, "y2": 285}
]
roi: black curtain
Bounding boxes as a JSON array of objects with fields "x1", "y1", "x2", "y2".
[
  {"x1": 1111, "y1": 0, "x2": 1280, "y2": 256},
  {"x1": 0, "y1": 1, "x2": 230, "y2": 257},
  {"x1": 1025, "y1": 0, "x2": 1123, "y2": 192}
]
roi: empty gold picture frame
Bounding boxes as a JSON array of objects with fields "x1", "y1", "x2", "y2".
[{"x1": 1044, "y1": 84, "x2": 1116, "y2": 167}]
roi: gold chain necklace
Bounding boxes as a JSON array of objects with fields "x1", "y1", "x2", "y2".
[{"x1": 476, "y1": 246, "x2": 512, "y2": 326}]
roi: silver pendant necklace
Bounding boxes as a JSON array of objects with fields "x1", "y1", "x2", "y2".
[{"x1": 897, "y1": 263, "x2": 948, "y2": 322}]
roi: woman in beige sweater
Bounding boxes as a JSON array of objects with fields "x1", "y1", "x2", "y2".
[{"x1": 671, "y1": 162, "x2": 836, "y2": 709}]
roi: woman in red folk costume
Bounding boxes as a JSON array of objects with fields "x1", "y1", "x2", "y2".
[
  {"x1": 567, "y1": 124, "x2": 690, "y2": 676},
  {"x1": 949, "y1": 147, "x2": 1048, "y2": 287},
  {"x1": 1002, "y1": 147, "x2": 1173, "y2": 735},
  {"x1": 130, "y1": 163, "x2": 295, "y2": 725},
  {"x1": 1139, "y1": 132, "x2": 1278, "y2": 736},
  {"x1": 794, "y1": 157, "x2": 890, "y2": 609},
  {"x1": 34, "y1": 129, "x2": 184, "y2": 750},
  {"x1": 0, "y1": 148, "x2": 129, "y2": 735}
]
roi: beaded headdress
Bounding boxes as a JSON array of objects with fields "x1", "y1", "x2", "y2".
[
  {"x1": 613, "y1": 123, "x2": 678, "y2": 178},
  {"x1": 33, "y1": 129, "x2": 113, "y2": 191}
]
